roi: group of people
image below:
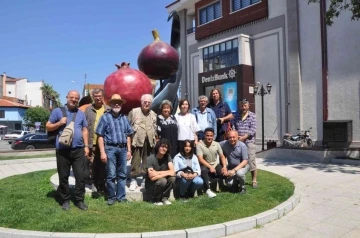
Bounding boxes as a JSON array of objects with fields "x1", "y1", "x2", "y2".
[{"x1": 46, "y1": 88, "x2": 257, "y2": 210}]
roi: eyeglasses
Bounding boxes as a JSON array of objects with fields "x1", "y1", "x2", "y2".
[
  {"x1": 160, "y1": 145, "x2": 168, "y2": 149},
  {"x1": 142, "y1": 101, "x2": 152, "y2": 105}
]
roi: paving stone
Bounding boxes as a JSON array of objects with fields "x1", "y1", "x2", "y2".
[
  {"x1": 342, "y1": 228, "x2": 360, "y2": 238},
  {"x1": 287, "y1": 194, "x2": 300, "y2": 209},
  {"x1": 323, "y1": 215, "x2": 360, "y2": 229},
  {"x1": 94, "y1": 233, "x2": 141, "y2": 238},
  {"x1": 265, "y1": 221, "x2": 305, "y2": 237},
  {"x1": 309, "y1": 222, "x2": 353, "y2": 237},
  {"x1": 12, "y1": 230, "x2": 53, "y2": 237},
  {"x1": 141, "y1": 230, "x2": 186, "y2": 238},
  {"x1": 223, "y1": 217, "x2": 256, "y2": 235},
  {"x1": 293, "y1": 229, "x2": 332, "y2": 238},
  {"x1": 280, "y1": 214, "x2": 320, "y2": 228},
  {"x1": 0, "y1": 227, "x2": 18, "y2": 238},
  {"x1": 273, "y1": 201, "x2": 293, "y2": 218},
  {"x1": 50, "y1": 233, "x2": 95, "y2": 237},
  {"x1": 185, "y1": 224, "x2": 225, "y2": 238},
  {"x1": 254, "y1": 209, "x2": 279, "y2": 226}
]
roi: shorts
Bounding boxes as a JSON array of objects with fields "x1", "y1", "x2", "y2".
[{"x1": 247, "y1": 143, "x2": 256, "y2": 171}]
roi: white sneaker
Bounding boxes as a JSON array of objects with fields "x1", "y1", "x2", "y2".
[
  {"x1": 162, "y1": 199, "x2": 172, "y2": 205},
  {"x1": 206, "y1": 189, "x2": 217, "y2": 198},
  {"x1": 129, "y1": 181, "x2": 137, "y2": 191},
  {"x1": 154, "y1": 202, "x2": 163, "y2": 206}
]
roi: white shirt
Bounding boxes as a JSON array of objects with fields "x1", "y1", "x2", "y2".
[{"x1": 175, "y1": 113, "x2": 201, "y2": 141}]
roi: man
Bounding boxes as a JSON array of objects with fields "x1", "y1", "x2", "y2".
[
  {"x1": 191, "y1": 95, "x2": 217, "y2": 140},
  {"x1": 145, "y1": 138, "x2": 176, "y2": 205},
  {"x1": 84, "y1": 88, "x2": 110, "y2": 193},
  {"x1": 233, "y1": 99, "x2": 257, "y2": 188},
  {"x1": 220, "y1": 130, "x2": 249, "y2": 194},
  {"x1": 46, "y1": 90, "x2": 89, "y2": 211},
  {"x1": 128, "y1": 94, "x2": 157, "y2": 191},
  {"x1": 196, "y1": 127, "x2": 227, "y2": 198},
  {"x1": 96, "y1": 94, "x2": 134, "y2": 205}
]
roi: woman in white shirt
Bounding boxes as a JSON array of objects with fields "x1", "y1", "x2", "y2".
[{"x1": 175, "y1": 99, "x2": 201, "y2": 149}]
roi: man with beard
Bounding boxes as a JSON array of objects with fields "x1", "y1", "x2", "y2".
[
  {"x1": 96, "y1": 94, "x2": 134, "y2": 205},
  {"x1": 46, "y1": 90, "x2": 89, "y2": 211},
  {"x1": 128, "y1": 94, "x2": 157, "y2": 191}
]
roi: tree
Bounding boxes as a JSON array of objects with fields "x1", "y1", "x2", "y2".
[
  {"x1": 40, "y1": 83, "x2": 62, "y2": 110},
  {"x1": 23, "y1": 106, "x2": 50, "y2": 129},
  {"x1": 309, "y1": 0, "x2": 360, "y2": 26}
]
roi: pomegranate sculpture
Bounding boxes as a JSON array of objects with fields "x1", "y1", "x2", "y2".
[
  {"x1": 138, "y1": 29, "x2": 179, "y2": 79},
  {"x1": 103, "y1": 62, "x2": 153, "y2": 114}
]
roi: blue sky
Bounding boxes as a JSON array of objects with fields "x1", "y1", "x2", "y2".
[{"x1": 0, "y1": 0, "x2": 173, "y2": 103}]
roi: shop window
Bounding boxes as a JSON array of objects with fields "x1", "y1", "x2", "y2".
[
  {"x1": 202, "y1": 38, "x2": 239, "y2": 72},
  {"x1": 232, "y1": 0, "x2": 261, "y2": 12},
  {"x1": 0, "y1": 110, "x2": 4, "y2": 118},
  {"x1": 199, "y1": 2, "x2": 221, "y2": 25}
]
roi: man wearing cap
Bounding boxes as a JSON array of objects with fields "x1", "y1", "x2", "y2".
[
  {"x1": 96, "y1": 94, "x2": 134, "y2": 205},
  {"x1": 233, "y1": 99, "x2": 257, "y2": 188},
  {"x1": 128, "y1": 94, "x2": 157, "y2": 191}
]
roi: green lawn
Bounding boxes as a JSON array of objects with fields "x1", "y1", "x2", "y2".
[
  {"x1": 0, "y1": 153, "x2": 55, "y2": 161},
  {"x1": 0, "y1": 169, "x2": 294, "y2": 233}
]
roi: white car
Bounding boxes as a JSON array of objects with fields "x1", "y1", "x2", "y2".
[{"x1": 4, "y1": 130, "x2": 31, "y2": 144}]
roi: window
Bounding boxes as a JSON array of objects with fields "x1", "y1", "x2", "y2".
[
  {"x1": 199, "y1": 2, "x2": 221, "y2": 25},
  {"x1": 0, "y1": 110, "x2": 4, "y2": 118},
  {"x1": 202, "y1": 38, "x2": 239, "y2": 72},
  {"x1": 232, "y1": 0, "x2": 260, "y2": 12}
]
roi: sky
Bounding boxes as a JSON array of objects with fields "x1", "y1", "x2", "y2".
[{"x1": 0, "y1": 0, "x2": 173, "y2": 104}]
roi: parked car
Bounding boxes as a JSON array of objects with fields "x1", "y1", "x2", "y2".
[
  {"x1": 4, "y1": 130, "x2": 31, "y2": 144},
  {"x1": 11, "y1": 133, "x2": 55, "y2": 150}
]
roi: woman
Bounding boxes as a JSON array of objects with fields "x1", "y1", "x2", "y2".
[
  {"x1": 173, "y1": 140, "x2": 203, "y2": 199},
  {"x1": 156, "y1": 100, "x2": 179, "y2": 158},
  {"x1": 174, "y1": 99, "x2": 201, "y2": 149},
  {"x1": 209, "y1": 88, "x2": 234, "y2": 142}
]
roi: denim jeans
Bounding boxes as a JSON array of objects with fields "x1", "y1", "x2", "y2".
[
  {"x1": 105, "y1": 146, "x2": 127, "y2": 201},
  {"x1": 178, "y1": 176, "x2": 203, "y2": 197}
]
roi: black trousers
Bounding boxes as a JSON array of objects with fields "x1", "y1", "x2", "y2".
[
  {"x1": 56, "y1": 148, "x2": 86, "y2": 202},
  {"x1": 146, "y1": 176, "x2": 176, "y2": 203},
  {"x1": 90, "y1": 145, "x2": 106, "y2": 191},
  {"x1": 200, "y1": 164, "x2": 223, "y2": 191}
]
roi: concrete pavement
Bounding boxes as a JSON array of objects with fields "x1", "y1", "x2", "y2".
[{"x1": 1, "y1": 156, "x2": 360, "y2": 237}]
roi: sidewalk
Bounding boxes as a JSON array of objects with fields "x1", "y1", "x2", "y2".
[{"x1": 1, "y1": 157, "x2": 360, "y2": 237}]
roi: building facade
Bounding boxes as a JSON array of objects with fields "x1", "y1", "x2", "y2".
[
  {"x1": 0, "y1": 98, "x2": 30, "y2": 133},
  {"x1": 166, "y1": 0, "x2": 360, "y2": 145}
]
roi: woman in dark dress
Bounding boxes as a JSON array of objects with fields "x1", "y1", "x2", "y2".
[{"x1": 156, "y1": 100, "x2": 179, "y2": 158}]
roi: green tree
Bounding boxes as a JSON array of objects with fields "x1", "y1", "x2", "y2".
[
  {"x1": 40, "y1": 83, "x2": 62, "y2": 109},
  {"x1": 23, "y1": 106, "x2": 50, "y2": 129},
  {"x1": 309, "y1": 0, "x2": 360, "y2": 26}
]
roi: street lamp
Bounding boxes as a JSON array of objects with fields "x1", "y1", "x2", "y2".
[{"x1": 254, "y1": 82, "x2": 272, "y2": 151}]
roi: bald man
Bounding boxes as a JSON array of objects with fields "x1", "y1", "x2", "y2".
[
  {"x1": 220, "y1": 130, "x2": 249, "y2": 194},
  {"x1": 46, "y1": 90, "x2": 89, "y2": 211}
]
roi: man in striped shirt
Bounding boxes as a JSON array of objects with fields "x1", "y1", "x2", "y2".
[
  {"x1": 232, "y1": 99, "x2": 257, "y2": 189},
  {"x1": 96, "y1": 94, "x2": 134, "y2": 205}
]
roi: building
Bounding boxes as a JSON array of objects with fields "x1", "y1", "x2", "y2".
[
  {"x1": 0, "y1": 73, "x2": 44, "y2": 107},
  {"x1": 82, "y1": 84, "x2": 103, "y2": 98},
  {"x1": 166, "y1": 0, "x2": 360, "y2": 146},
  {"x1": 0, "y1": 97, "x2": 30, "y2": 132}
]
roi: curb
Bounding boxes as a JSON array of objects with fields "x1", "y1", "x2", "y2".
[{"x1": 0, "y1": 157, "x2": 56, "y2": 165}]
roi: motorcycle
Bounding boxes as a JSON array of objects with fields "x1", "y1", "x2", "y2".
[{"x1": 283, "y1": 127, "x2": 313, "y2": 148}]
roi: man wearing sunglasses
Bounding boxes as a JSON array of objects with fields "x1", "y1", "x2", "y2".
[{"x1": 128, "y1": 94, "x2": 157, "y2": 191}]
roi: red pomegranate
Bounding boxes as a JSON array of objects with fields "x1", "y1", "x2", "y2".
[
  {"x1": 137, "y1": 29, "x2": 179, "y2": 79},
  {"x1": 103, "y1": 62, "x2": 153, "y2": 114}
]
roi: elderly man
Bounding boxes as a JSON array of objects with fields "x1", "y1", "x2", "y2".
[
  {"x1": 128, "y1": 94, "x2": 157, "y2": 191},
  {"x1": 196, "y1": 127, "x2": 227, "y2": 198},
  {"x1": 96, "y1": 94, "x2": 134, "y2": 205},
  {"x1": 220, "y1": 130, "x2": 249, "y2": 194},
  {"x1": 46, "y1": 90, "x2": 89, "y2": 211},
  {"x1": 191, "y1": 95, "x2": 217, "y2": 140},
  {"x1": 233, "y1": 99, "x2": 257, "y2": 188},
  {"x1": 84, "y1": 88, "x2": 110, "y2": 193}
]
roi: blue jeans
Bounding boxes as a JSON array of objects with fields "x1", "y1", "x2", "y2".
[
  {"x1": 178, "y1": 176, "x2": 203, "y2": 197},
  {"x1": 105, "y1": 146, "x2": 127, "y2": 201}
]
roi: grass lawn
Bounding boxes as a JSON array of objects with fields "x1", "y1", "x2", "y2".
[
  {"x1": 0, "y1": 153, "x2": 55, "y2": 161},
  {"x1": 0, "y1": 169, "x2": 294, "y2": 233}
]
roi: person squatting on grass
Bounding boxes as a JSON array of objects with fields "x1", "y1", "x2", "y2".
[
  {"x1": 145, "y1": 138, "x2": 176, "y2": 205},
  {"x1": 96, "y1": 94, "x2": 134, "y2": 206},
  {"x1": 46, "y1": 90, "x2": 89, "y2": 211},
  {"x1": 173, "y1": 140, "x2": 203, "y2": 200}
]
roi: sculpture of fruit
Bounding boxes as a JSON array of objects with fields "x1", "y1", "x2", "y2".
[
  {"x1": 103, "y1": 62, "x2": 152, "y2": 114},
  {"x1": 137, "y1": 29, "x2": 179, "y2": 79}
]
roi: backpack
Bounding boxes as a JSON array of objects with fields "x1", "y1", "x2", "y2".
[
  {"x1": 47, "y1": 107, "x2": 66, "y2": 143},
  {"x1": 58, "y1": 111, "x2": 77, "y2": 147}
]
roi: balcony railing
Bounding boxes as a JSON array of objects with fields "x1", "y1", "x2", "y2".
[{"x1": 186, "y1": 27, "x2": 195, "y2": 35}]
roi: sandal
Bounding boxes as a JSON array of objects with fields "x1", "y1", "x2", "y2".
[{"x1": 252, "y1": 181, "x2": 258, "y2": 189}]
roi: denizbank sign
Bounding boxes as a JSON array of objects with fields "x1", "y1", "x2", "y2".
[{"x1": 201, "y1": 68, "x2": 237, "y2": 83}]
